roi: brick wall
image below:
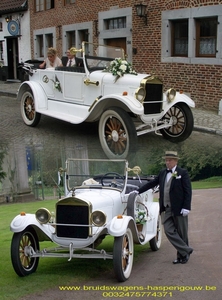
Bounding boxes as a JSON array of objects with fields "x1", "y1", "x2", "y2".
[{"x1": 28, "y1": 0, "x2": 222, "y2": 110}]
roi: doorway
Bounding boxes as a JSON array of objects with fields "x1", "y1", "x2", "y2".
[
  {"x1": 6, "y1": 37, "x2": 19, "y2": 80},
  {"x1": 105, "y1": 38, "x2": 127, "y2": 56}
]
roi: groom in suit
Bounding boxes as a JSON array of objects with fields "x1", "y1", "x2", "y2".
[
  {"x1": 62, "y1": 48, "x2": 83, "y2": 67},
  {"x1": 137, "y1": 151, "x2": 193, "y2": 264}
]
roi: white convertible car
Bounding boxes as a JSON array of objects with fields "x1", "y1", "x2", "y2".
[
  {"x1": 18, "y1": 42, "x2": 195, "y2": 158},
  {"x1": 10, "y1": 158, "x2": 162, "y2": 282}
]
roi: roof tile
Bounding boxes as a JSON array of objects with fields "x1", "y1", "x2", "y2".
[{"x1": 0, "y1": 0, "x2": 27, "y2": 14}]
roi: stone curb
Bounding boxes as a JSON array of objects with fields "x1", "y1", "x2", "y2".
[
  {"x1": 0, "y1": 91, "x2": 17, "y2": 98},
  {"x1": 193, "y1": 125, "x2": 222, "y2": 136}
]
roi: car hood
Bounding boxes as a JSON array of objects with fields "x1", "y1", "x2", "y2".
[
  {"x1": 67, "y1": 188, "x2": 121, "y2": 210},
  {"x1": 90, "y1": 71, "x2": 151, "y2": 87}
]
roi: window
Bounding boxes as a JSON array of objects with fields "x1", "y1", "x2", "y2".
[
  {"x1": 66, "y1": 31, "x2": 76, "y2": 49},
  {"x1": 36, "y1": 0, "x2": 43, "y2": 11},
  {"x1": 0, "y1": 22, "x2": 2, "y2": 31},
  {"x1": 36, "y1": 35, "x2": 44, "y2": 57},
  {"x1": 78, "y1": 30, "x2": 89, "y2": 44},
  {"x1": 35, "y1": 0, "x2": 54, "y2": 12},
  {"x1": 162, "y1": 5, "x2": 222, "y2": 65},
  {"x1": 45, "y1": 33, "x2": 53, "y2": 48},
  {"x1": 172, "y1": 20, "x2": 188, "y2": 56},
  {"x1": 196, "y1": 18, "x2": 217, "y2": 57},
  {"x1": 65, "y1": 29, "x2": 88, "y2": 50},
  {"x1": 62, "y1": 22, "x2": 92, "y2": 57},
  {"x1": 105, "y1": 17, "x2": 126, "y2": 30},
  {"x1": 46, "y1": 0, "x2": 54, "y2": 10},
  {"x1": 34, "y1": 28, "x2": 56, "y2": 59},
  {"x1": 0, "y1": 41, "x2": 3, "y2": 60},
  {"x1": 64, "y1": 0, "x2": 75, "y2": 4}
]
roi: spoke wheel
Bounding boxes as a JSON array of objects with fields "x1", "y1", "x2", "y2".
[
  {"x1": 113, "y1": 228, "x2": 134, "y2": 282},
  {"x1": 99, "y1": 107, "x2": 137, "y2": 159},
  {"x1": 21, "y1": 90, "x2": 41, "y2": 126},
  {"x1": 127, "y1": 192, "x2": 143, "y2": 220},
  {"x1": 160, "y1": 103, "x2": 193, "y2": 142},
  {"x1": 11, "y1": 227, "x2": 39, "y2": 277},
  {"x1": 149, "y1": 214, "x2": 162, "y2": 251}
]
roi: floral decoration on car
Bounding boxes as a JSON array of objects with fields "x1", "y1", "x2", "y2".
[
  {"x1": 135, "y1": 205, "x2": 148, "y2": 225},
  {"x1": 103, "y1": 58, "x2": 137, "y2": 82},
  {"x1": 51, "y1": 75, "x2": 62, "y2": 92}
]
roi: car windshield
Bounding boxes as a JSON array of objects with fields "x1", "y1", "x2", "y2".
[
  {"x1": 65, "y1": 158, "x2": 127, "y2": 191},
  {"x1": 83, "y1": 42, "x2": 125, "y2": 69}
]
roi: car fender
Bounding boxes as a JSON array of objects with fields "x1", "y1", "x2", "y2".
[
  {"x1": 107, "y1": 215, "x2": 136, "y2": 237},
  {"x1": 10, "y1": 213, "x2": 55, "y2": 238},
  {"x1": 146, "y1": 202, "x2": 160, "y2": 233},
  {"x1": 101, "y1": 93, "x2": 143, "y2": 114},
  {"x1": 162, "y1": 92, "x2": 195, "y2": 115},
  {"x1": 86, "y1": 93, "x2": 144, "y2": 122},
  {"x1": 17, "y1": 81, "x2": 47, "y2": 110}
]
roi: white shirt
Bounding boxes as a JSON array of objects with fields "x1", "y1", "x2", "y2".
[
  {"x1": 66, "y1": 58, "x2": 76, "y2": 66},
  {"x1": 166, "y1": 165, "x2": 177, "y2": 182}
]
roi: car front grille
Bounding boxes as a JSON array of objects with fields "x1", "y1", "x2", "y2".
[
  {"x1": 143, "y1": 77, "x2": 163, "y2": 114},
  {"x1": 56, "y1": 198, "x2": 90, "y2": 239}
]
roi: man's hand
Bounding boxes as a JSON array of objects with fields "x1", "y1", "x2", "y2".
[{"x1": 180, "y1": 208, "x2": 190, "y2": 217}]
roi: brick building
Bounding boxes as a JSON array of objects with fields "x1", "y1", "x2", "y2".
[{"x1": 1, "y1": 0, "x2": 222, "y2": 110}]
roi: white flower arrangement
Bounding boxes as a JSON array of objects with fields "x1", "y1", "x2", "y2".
[
  {"x1": 103, "y1": 58, "x2": 137, "y2": 82},
  {"x1": 135, "y1": 207, "x2": 148, "y2": 225},
  {"x1": 51, "y1": 75, "x2": 62, "y2": 92},
  {"x1": 172, "y1": 171, "x2": 178, "y2": 178}
]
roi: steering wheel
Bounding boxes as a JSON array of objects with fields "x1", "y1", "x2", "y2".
[
  {"x1": 96, "y1": 61, "x2": 107, "y2": 67},
  {"x1": 101, "y1": 172, "x2": 124, "y2": 188}
]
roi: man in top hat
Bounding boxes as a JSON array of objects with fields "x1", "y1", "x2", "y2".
[{"x1": 135, "y1": 150, "x2": 193, "y2": 264}]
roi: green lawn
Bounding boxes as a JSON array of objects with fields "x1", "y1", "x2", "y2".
[{"x1": 192, "y1": 176, "x2": 222, "y2": 189}]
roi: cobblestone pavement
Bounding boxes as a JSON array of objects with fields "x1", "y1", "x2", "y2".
[{"x1": 1, "y1": 80, "x2": 222, "y2": 135}]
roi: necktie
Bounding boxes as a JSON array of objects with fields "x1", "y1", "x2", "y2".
[
  {"x1": 166, "y1": 169, "x2": 172, "y2": 173},
  {"x1": 68, "y1": 59, "x2": 72, "y2": 67}
]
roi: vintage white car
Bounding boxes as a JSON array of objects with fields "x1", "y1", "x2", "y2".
[
  {"x1": 10, "y1": 158, "x2": 162, "y2": 282},
  {"x1": 18, "y1": 42, "x2": 195, "y2": 158}
]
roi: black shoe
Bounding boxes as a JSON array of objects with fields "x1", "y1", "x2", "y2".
[
  {"x1": 180, "y1": 254, "x2": 190, "y2": 264},
  {"x1": 173, "y1": 258, "x2": 181, "y2": 264}
]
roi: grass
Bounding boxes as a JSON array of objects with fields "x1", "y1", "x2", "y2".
[
  {"x1": 192, "y1": 176, "x2": 222, "y2": 189},
  {"x1": 1, "y1": 177, "x2": 222, "y2": 299}
]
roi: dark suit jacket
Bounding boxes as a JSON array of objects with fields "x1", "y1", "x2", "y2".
[
  {"x1": 61, "y1": 56, "x2": 68, "y2": 66},
  {"x1": 138, "y1": 166, "x2": 192, "y2": 216},
  {"x1": 61, "y1": 56, "x2": 84, "y2": 67}
]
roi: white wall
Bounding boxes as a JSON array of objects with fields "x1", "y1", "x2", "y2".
[
  {"x1": 18, "y1": 11, "x2": 31, "y2": 62},
  {"x1": 0, "y1": 10, "x2": 31, "y2": 66}
]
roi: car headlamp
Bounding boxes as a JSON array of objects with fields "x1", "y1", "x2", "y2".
[
  {"x1": 135, "y1": 87, "x2": 146, "y2": 102},
  {"x1": 166, "y1": 88, "x2": 176, "y2": 102},
  {"x1": 35, "y1": 208, "x2": 51, "y2": 224},
  {"x1": 91, "y1": 210, "x2": 106, "y2": 226}
]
